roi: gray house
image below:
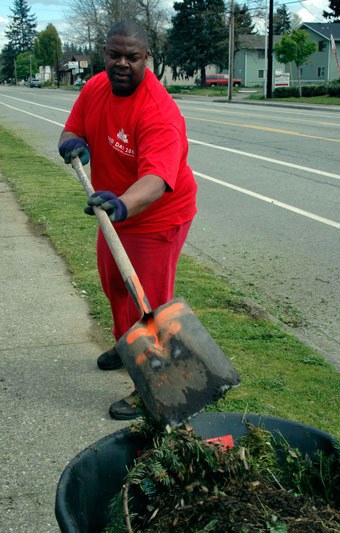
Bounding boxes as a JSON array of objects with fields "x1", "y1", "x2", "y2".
[
  {"x1": 234, "y1": 23, "x2": 340, "y2": 88},
  {"x1": 234, "y1": 34, "x2": 285, "y2": 88},
  {"x1": 291, "y1": 22, "x2": 340, "y2": 83}
]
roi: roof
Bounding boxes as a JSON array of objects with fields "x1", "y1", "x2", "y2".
[
  {"x1": 238, "y1": 34, "x2": 282, "y2": 50},
  {"x1": 72, "y1": 54, "x2": 91, "y2": 63},
  {"x1": 300, "y1": 22, "x2": 340, "y2": 40}
]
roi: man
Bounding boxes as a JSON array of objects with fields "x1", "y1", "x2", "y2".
[{"x1": 58, "y1": 20, "x2": 197, "y2": 420}]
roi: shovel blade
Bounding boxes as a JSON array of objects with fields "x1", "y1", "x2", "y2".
[{"x1": 116, "y1": 298, "x2": 240, "y2": 427}]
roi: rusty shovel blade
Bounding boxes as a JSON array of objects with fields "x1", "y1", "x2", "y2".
[{"x1": 116, "y1": 298, "x2": 240, "y2": 427}]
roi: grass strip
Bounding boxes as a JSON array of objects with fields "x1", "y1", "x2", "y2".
[{"x1": 0, "y1": 124, "x2": 339, "y2": 436}]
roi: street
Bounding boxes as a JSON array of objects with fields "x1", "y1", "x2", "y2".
[{"x1": 0, "y1": 86, "x2": 339, "y2": 368}]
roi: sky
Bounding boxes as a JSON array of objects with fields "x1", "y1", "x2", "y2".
[{"x1": 0, "y1": 0, "x2": 331, "y2": 53}]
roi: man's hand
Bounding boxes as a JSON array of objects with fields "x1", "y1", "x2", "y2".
[
  {"x1": 59, "y1": 138, "x2": 90, "y2": 165},
  {"x1": 84, "y1": 191, "x2": 128, "y2": 222}
]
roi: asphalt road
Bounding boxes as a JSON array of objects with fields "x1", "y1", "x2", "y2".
[{"x1": 0, "y1": 86, "x2": 339, "y2": 369}]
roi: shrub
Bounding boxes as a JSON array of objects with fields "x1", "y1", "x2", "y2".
[
  {"x1": 301, "y1": 84, "x2": 328, "y2": 97},
  {"x1": 273, "y1": 86, "x2": 299, "y2": 98},
  {"x1": 328, "y1": 81, "x2": 340, "y2": 97}
]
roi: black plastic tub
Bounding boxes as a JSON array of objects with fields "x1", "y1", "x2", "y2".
[{"x1": 55, "y1": 412, "x2": 337, "y2": 533}]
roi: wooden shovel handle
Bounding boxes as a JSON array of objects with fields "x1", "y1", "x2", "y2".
[{"x1": 72, "y1": 157, "x2": 152, "y2": 317}]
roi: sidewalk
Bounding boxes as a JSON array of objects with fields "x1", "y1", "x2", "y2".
[{"x1": 0, "y1": 179, "x2": 133, "y2": 532}]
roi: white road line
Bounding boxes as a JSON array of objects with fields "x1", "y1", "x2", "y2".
[
  {"x1": 0, "y1": 101, "x2": 65, "y2": 126},
  {"x1": 1, "y1": 99, "x2": 339, "y2": 182},
  {"x1": 1, "y1": 99, "x2": 339, "y2": 229},
  {"x1": 0, "y1": 93, "x2": 69, "y2": 112},
  {"x1": 194, "y1": 171, "x2": 340, "y2": 229},
  {"x1": 189, "y1": 138, "x2": 340, "y2": 181}
]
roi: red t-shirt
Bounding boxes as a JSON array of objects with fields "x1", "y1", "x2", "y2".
[{"x1": 64, "y1": 69, "x2": 197, "y2": 233}]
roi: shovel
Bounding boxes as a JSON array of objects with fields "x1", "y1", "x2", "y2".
[{"x1": 72, "y1": 157, "x2": 240, "y2": 426}]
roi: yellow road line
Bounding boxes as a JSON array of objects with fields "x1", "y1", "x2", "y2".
[
  {"x1": 185, "y1": 115, "x2": 340, "y2": 143},
  {"x1": 182, "y1": 105, "x2": 340, "y2": 128}
]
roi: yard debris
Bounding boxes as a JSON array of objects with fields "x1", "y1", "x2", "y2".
[{"x1": 104, "y1": 415, "x2": 340, "y2": 533}]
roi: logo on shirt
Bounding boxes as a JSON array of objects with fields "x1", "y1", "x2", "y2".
[
  {"x1": 107, "y1": 129, "x2": 135, "y2": 158},
  {"x1": 117, "y1": 129, "x2": 129, "y2": 143}
]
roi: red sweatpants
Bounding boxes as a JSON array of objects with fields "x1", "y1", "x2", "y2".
[{"x1": 97, "y1": 221, "x2": 192, "y2": 341}]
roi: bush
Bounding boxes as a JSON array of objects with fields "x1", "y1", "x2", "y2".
[
  {"x1": 273, "y1": 82, "x2": 340, "y2": 98},
  {"x1": 166, "y1": 85, "x2": 194, "y2": 94},
  {"x1": 273, "y1": 86, "x2": 299, "y2": 98},
  {"x1": 328, "y1": 81, "x2": 340, "y2": 97},
  {"x1": 301, "y1": 84, "x2": 328, "y2": 97}
]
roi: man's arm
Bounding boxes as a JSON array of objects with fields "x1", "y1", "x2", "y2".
[{"x1": 119, "y1": 174, "x2": 166, "y2": 218}]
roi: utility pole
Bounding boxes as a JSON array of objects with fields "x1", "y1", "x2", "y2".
[
  {"x1": 88, "y1": 24, "x2": 94, "y2": 77},
  {"x1": 228, "y1": 0, "x2": 235, "y2": 102},
  {"x1": 56, "y1": 49, "x2": 60, "y2": 88},
  {"x1": 263, "y1": 0, "x2": 268, "y2": 98},
  {"x1": 29, "y1": 54, "x2": 32, "y2": 80},
  {"x1": 266, "y1": 0, "x2": 274, "y2": 99}
]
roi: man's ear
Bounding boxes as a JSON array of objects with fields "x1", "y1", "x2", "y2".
[{"x1": 145, "y1": 49, "x2": 151, "y2": 64}]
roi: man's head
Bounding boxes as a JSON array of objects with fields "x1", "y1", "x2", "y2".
[{"x1": 104, "y1": 20, "x2": 150, "y2": 96}]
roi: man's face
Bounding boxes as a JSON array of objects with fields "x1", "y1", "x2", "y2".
[{"x1": 104, "y1": 34, "x2": 150, "y2": 96}]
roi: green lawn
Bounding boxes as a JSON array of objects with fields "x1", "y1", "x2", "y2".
[{"x1": 0, "y1": 124, "x2": 339, "y2": 437}]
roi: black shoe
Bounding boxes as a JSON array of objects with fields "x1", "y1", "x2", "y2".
[
  {"x1": 109, "y1": 390, "x2": 142, "y2": 420},
  {"x1": 97, "y1": 346, "x2": 123, "y2": 370}
]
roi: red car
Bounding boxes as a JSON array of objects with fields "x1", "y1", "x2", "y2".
[{"x1": 195, "y1": 74, "x2": 242, "y2": 87}]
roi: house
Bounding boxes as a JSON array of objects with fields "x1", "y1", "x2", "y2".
[
  {"x1": 291, "y1": 22, "x2": 340, "y2": 83},
  {"x1": 234, "y1": 34, "x2": 285, "y2": 88},
  {"x1": 233, "y1": 24, "x2": 340, "y2": 88},
  {"x1": 59, "y1": 54, "x2": 91, "y2": 85}
]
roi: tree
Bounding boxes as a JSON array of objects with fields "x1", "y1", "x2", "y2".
[
  {"x1": 5, "y1": 0, "x2": 37, "y2": 55},
  {"x1": 234, "y1": 3, "x2": 256, "y2": 36},
  {"x1": 273, "y1": 4, "x2": 292, "y2": 35},
  {"x1": 15, "y1": 51, "x2": 38, "y2": 80},
  {"x1": 138, "y1": 0, "x2": 168, "y2": 79},
  {"x1": 0, "y1": 43, "x2": 16, "y2": 80},
  {"x1": 323, "y1": 0, "x2": 340, "y2": 21},
  {"x1": 291, "y1": 13, "x2": 302, "y2": 30},
  {"x1": 233, "y1": 2, "x2": 257, "y2": 56},
  {"x1": 65, "y1": 0, "x2": 169, "y2": 78},
  {"x1": 167, "y1": 0, "x2": 228, "y2": 85},
  {"x1": 34, "y1": 24, "x2": 62, "y2": 83},
  {"x1": 274, "y1": 29, "x2": 317, "y2": 96}
]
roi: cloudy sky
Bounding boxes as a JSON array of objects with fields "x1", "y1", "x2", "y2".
[{"x1": 0, "y1": 0, "x2": 331, "y2": 52}]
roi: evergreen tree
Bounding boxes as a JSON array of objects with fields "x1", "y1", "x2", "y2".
[
  {"x1": 273, "y1": 4, "x2": 292, "y2": 35},
  {"x1": 5, "y1": 0, "x2": 37, "y2": 55},
  {"x1": 0, "y1": 43, "x2": 17, "y2": 80},
  {"x1": 234, "y1": 3, "x2": 256, "y2": 35},
  {"x1": 233, "y1": 2, "x2": 257, "y2": 55},
  {"x1": 323, "y1": 0, "x2": 340, "y2": 21},
  {"x1": 167, "y1": 0, "x2": 228, "y2": 84}
]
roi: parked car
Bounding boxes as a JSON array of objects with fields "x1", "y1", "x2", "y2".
[
  {"x1": 74, "y1": 79, "x2": 86, "y2": 87},
  {"x1": 195, "y1": 74, "x2": 242, "y2": 87},
  {"x1": 28, "y1": 79, "x2": 42, "y2": 88}
]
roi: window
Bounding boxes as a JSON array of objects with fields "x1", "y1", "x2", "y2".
[
  {"x1": 318, "y1": 66, "x2": 325, "y2": 77},
  {"x1": 318, "y1": 41, "x2": 326, "y2": 52},
  {"x1": 258, "y1": 50, "x2": 265, "y2": 59},
  {"x1": 258, "y1": 70, "x2": 264, "y2": 79}
]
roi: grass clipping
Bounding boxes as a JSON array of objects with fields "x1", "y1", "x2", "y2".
[{"x1": 104, "y1": 410, "x2": 340, "y2": 533}]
